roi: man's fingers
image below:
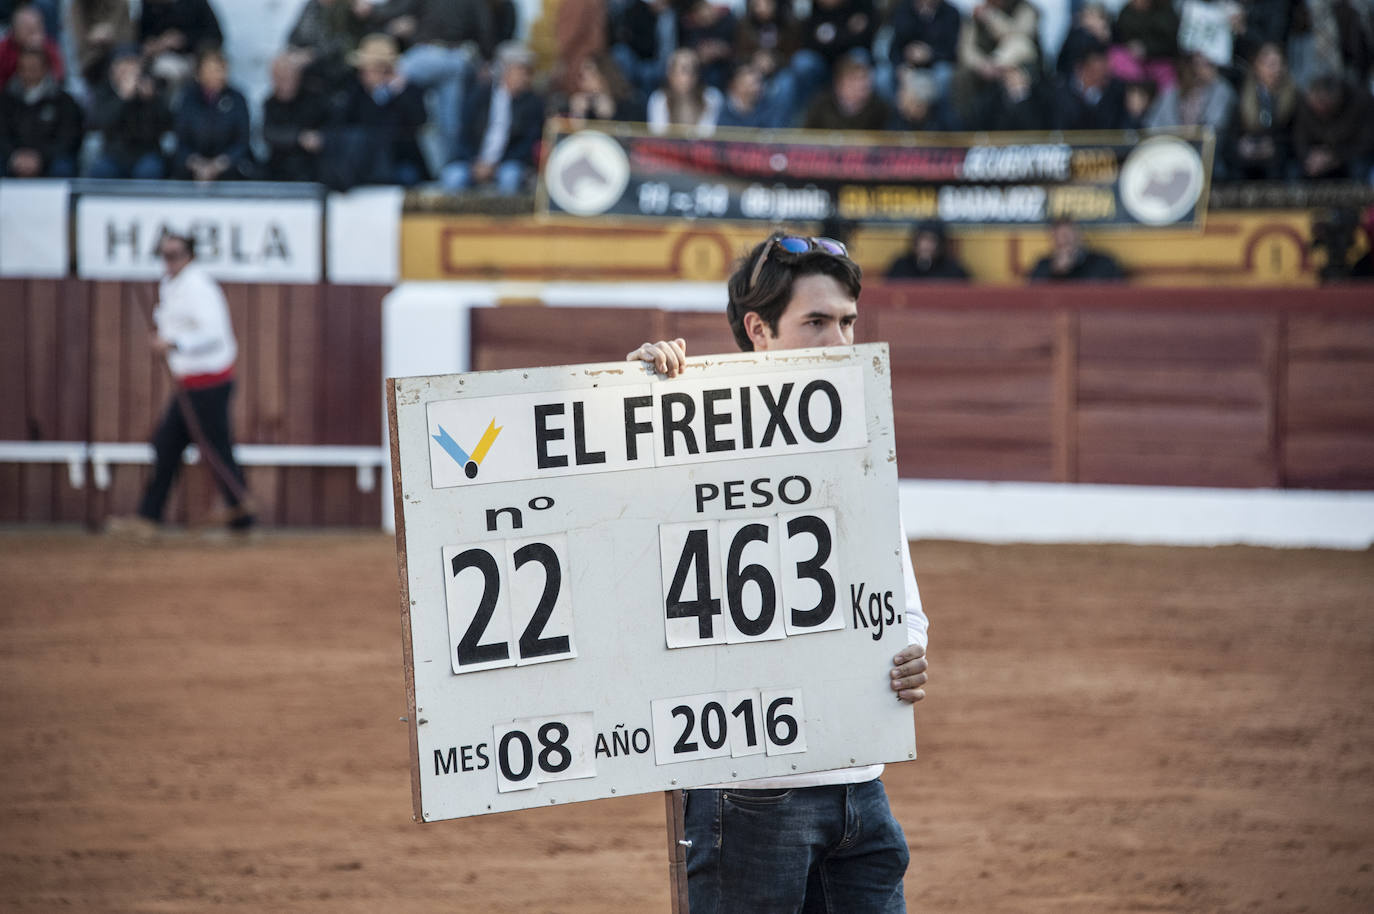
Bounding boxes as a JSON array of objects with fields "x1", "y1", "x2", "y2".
[
  {"x1": 897, "y1": 687, "x2": 926, "y2": 704},
  {"x1": 628, "y1": 339, "x2": 689, "y2": 378},
  {"x1": 893, "y1": 644, "x2": 926, "y2": 665}
]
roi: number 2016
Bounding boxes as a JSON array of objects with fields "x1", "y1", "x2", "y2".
[
  {"x1": 441, "y1": 534, "x2": 577, "y2": 673},
  {"x1": 650, "y1": 688, "x2": 807, "y2": 765},
  {"x1": 658, "y1": 509, "x2": 842, "y2": 648}
]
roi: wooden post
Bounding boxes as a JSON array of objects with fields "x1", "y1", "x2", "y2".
[{"x1": 664, "y1": 790, "x2": 690, "y2": 913}]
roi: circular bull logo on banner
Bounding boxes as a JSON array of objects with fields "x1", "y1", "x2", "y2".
[
  {"x1": 545, "y1": 131, "x2": 631, "y2": 216},
  {"x1": 1119, "y1": 136, "x2": 1206, "y2": 226}
]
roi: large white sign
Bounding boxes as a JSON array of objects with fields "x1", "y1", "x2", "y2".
[
  {"x1": 389, "y1": 344, "x2": 916, "y2": 822},
  {"x1": 76, "y1": 195, "x2": 322, "y2": 282}
]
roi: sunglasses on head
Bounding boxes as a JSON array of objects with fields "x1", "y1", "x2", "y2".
[{"x1": 748, "y1": 236, "x2": 849, "y2": 290}]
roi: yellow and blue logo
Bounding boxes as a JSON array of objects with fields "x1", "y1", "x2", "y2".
[{"x1": 432, "y1": 419, "x2": 502, "y2": 479}]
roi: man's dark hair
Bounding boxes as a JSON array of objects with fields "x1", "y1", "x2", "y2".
[
  {"x1": 159, "y1": 230, "x2": 196, "y2": 258},
  {"x1": 725, "y1": 233, "x2": 862, "y2": 352}
]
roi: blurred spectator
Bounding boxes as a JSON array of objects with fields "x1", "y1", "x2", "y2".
[
  {"x1": 1122, "y1": 78, "x2": 1157, "y2": 128},
  {"x1": 440, "y1": 42, "x2": 542, "y2": 194},
  {"x1": 0, "y1": 45, "x2": 80, "y2": 176},
  {"x1": 735, "y1": 0, "x2": 805, "y2": 125},
  {"x1": 1053, "y1": 41, "x2": 1128, "y2": 130},
  {"x1": 557, "y1": 52, "x2": 641, "y2": 124},
  {"x1": 140, "y1": 0, "x2": 222, "y2": 87},
  {"x1": 1029, "y1": 219, "x2": 1125, "y2": 282},
  {"x1": 1146, "y1": 51, "x2": 1236, "y2": 139},
  {"x1": 887, "y1": 67, "x2": 954, "y2": 130},
  {"x1": 285, "y1": 0, "x2": 370, "y2": 99},
  {"x1": 1291, "y1": 73, "x2": 1374, "y2": 181},
  {"x1": 610, "y1": 0, "x2": 676, "y2": 99},
  {"x1": 736, "y1": 0, "x2": 801, "y2": 78},
  {"x1": 953, "y1": 0, "x2": 1039, "y2": 126},
  {"x1": 1225, "y1": 42, "x2": 1296, "y2": 180},
  {"x1": 803, "y1": 50, "x2": 888, "y2": 130},
  {"x1": 971, "y1": 63, "x2": 1048, "y2": 130},
  {"x1": 678, "y1": 0, "x2": 737, "y2": 90},
  {"x1": 647, "y1": 48, "x2": 723, "y2": 135},
  {"x1": 791, "y1": 0, "x2": 875, "y2": 104},
  {"x1": 1230, "y1": 0, "x2": 1298, "y2": 66},
  {"x1": 86, "y1": 46, "x2": 171, "y2": 178},
  {"x1": 262, "y1": 54, "x2": 328, "y2": 182},
  {"x1": 885, "y1": 221, "x2": 970, "y2": 280},
  {"x1": 325, "y1": 33, "x2": 427, "y2": 188},
  {"x1": 172, "y1": 46, "x2": 253, "y2": 181},
  {"x1": 379, "y1": 0, "x2": 498, "y2": 167},
  {"x1": 1108, "y1": 0, "x2": 1178, "y2": 90},
  {"x1": 718, "y1": 61, "x2": 772, "y2": 128},
  {"x1": 551, "y1": 0, "x2": 605, "y2": 95},
  {"x1": 1056, "y1": 2, "x2": 1110, "y2": 78},
  {"x1": 884, "y1": 0, "x2": 961, "y2": 102},
  {"x1": 68, "y1": 0, "x2": 133, "y2": 88},
  {"x1": 0, "y1": 3, "x2": 64, "y2": 88},
  {"x1": 0, "y1": 0, "x2": 57, "y2": 35}
]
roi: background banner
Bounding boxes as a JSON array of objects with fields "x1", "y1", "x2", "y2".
[{"x1": 539, "y1": 122, "x2": 1214, "y2": 229}]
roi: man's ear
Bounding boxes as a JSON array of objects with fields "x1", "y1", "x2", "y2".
[{"x1": 743, "y1": 311, "x2": 771, "y2": 351}]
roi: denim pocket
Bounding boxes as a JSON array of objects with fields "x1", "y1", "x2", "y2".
[{"x1": 722, "y1": 788, "x2": 794, "y2": 807}]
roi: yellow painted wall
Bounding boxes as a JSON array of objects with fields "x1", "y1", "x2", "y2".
[{"x1": 400, "y1": 210, "x2": 1326, "y2": 286}]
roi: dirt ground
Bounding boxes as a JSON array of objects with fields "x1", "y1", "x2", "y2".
[{"x1": 1, "y1": 531, "x2": 1371, "y2": 913}]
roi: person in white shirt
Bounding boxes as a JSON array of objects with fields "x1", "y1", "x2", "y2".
[
  {"x1": 118, "y1": 232, "x2": 255, "y2": 535},
  {"x1": 646, "y1": 47, "x2": 724, "y2": 136},
  {"x1": 629, "y1": 233, "x2": 929, "y2": 912}
]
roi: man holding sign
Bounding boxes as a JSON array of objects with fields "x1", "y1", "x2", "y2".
[{"x1": 630, "y1": 234, "x2": 930, "y2": 913}]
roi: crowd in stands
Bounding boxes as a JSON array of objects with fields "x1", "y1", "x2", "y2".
[{"x1": 1, "y1": 0, "x2": 1373, "y2": 193}]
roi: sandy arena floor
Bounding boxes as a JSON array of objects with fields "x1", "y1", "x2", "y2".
[{"x1": 1, "y1": 532, "x2": 1371, "y2": 913}]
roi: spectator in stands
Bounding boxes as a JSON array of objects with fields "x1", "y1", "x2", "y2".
[
  {"x1": 0, "y1": 45, "x2": 80, "y2": 176},
  {"x1": 0, "y1": 0, "x2": 57, "y2": 35},
  {"x1": 735, "y1": 0, "x2": 804, "y2": 125},
  {"x1": 717, "y1": 61, "x2": 770, "y2": 128},
  {"x1": 377, "y1": 0, "x2": 498, "y2": 168},
  {"x1": 0, "y1": 3, "x2": 64, "y2": 89},
  {"x1": 1122, "y1": 78, "x2": 1157, "y2": 129},
  {"x1": 440, "y1": 42, "x2": 542, "y2": 195},
  {"x1": 678, "y1": 0, "x2": 737, "y2": 90},
  {"x1": 1225, "y1": 42, "x2": 1297, "y2": 180},
  {"x1": 952, "y1": 0, "x2": 1039, "y2": 126},
  {"x1": 1029, "y1": 219, "x2": 1125, "y2": 282},
  {"x1": 1108, "y1": 0, "x2": 1178, "y2": 90},
  {"x1": 884, "y1": 0, "x2": 961, "y2": 103},
  {"x1": 1056, "y1": 2, "x2": 1110, "y2": 78},
  {"x1": 736, "y1": 0, "x2": 801, "y2": 80},
  {"x1": 87, "y1": 45, "x2": 171, "y2": 179},
  {"x1": 1230, "y1": 0, "x2": 1299, "y2": 67},
  {"x1": 550, "y1": 0, "x2": 605, "y2": 96},
  {"x1": 172, "y1": 47, "x2": 253, "y2": 181},
  {"x1": 800, "y1": 0, "x2": 876, "y2": 71},
  {"x1": 1146, "y1": 51, "x2": 1237, "y2": 143},
  {"x1": 557, "y1": 52, "x2": 641, "y2": 125},
  {"x1": 610, "y1": 0, "x2": 676, "y2": 99},
  {"x1": 326, "y1": 33, "x2": 427, "y2": 188},
  {"x1": 1291, "y1": 72, "x2": 1374, "y2": 181},
  {"x1": 803, "y1": 49, "x2": 888, "y2": 131},
  {"x1": 68, "y1": 0, "x2": 133, "y2": 88},
  {"x1": 285, "y1": 0, "x2": 370, "y2": 100},
  {"x1": 262, "y1": 54, "x2": 328, "y2": 182},
  {"x1": 972, "y1": 62, "x2": 1048, "y2": 130},
  {"x1": 139, "y1": 0, "x2": 222, "y2": 87},
  {"x1": 886, "y1": 220, "x2": 970, "y2": 280},
  {"x1": 1054, "y1": 41, "x2": 1128, "y2": 130},
  {"x1": 647, "y1": 48, "x2": 723, "y2": 135},
  {"x1": 887, "y1": 66, "x2": 954, "y2": 130}
]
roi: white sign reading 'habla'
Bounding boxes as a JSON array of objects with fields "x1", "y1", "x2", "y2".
[{"x1": 389, "y1": 345, "x2": 915, "y2": 823}]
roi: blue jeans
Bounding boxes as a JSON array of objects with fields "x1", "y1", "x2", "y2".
[
  {"x1": 399, "y1": 43, "x2": 474, "y2": 163},
  {"x1": 684, "y1": 780, "x2": 909, "y2": 913},
  {"x1": 440, "y1": 159, "x2": 528, "y2": 195}
]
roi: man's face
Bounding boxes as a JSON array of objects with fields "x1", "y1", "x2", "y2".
[
  {"x1": 502, "y1": 61, "x2": 532, "y2": 94},
  {"x1": 159, "y1": 239, "x2": 192, "y2": 276},
  {"x1": 1052, "y1": 223, "x2": 1080, "y2": 254},
  {"x1": 747, "y1": 274, "x2": 858, "y2": 351},
  {"x1": 13, "y1": 8, "x2": 44, "y2": 49},
  {"x1": 836, "y1": 66, "x2": 872, "y2": 112},
  {"x1": 272, "y1": 59, "x2": 300, "y2": 99}
]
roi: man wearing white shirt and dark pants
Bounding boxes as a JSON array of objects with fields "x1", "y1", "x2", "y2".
[
  {"x1": 125, "y1": 232, "x2": 254, "y2": 534},
  {"x1": 630, "y1": 233, "x2": 930, "y2": 913}
]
